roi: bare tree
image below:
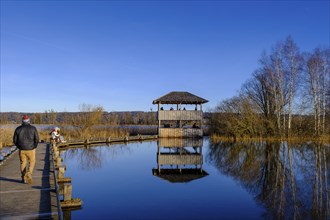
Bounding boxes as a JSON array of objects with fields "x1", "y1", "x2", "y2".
[
  {"x1": 107, "y1": 112, "x2": 119, "y2": 125},
  {"x1": 210, "y1": 95, "x2": 266, "y2": 138},
  {"x1": 270, "y1": 42, "x2": 288, "y2": 135},
  {"x1": 242, "y1": 48, "x2": 287, "y2": 136},
  {"x1": 283, "y1": 36, "x2": 303, "y2": 135},
  {"x1": 321, "y1": 49, "x2": 330, "y2": 134},
  {"x1": 34, "y1": 113, "x2": 43, "y2": 124},
  {"x1": 210, "y1": 36, "x2": 328, "y2": 138},
  {"x1": 70, "y1": 104, "x2": 104, "y2": 138},
  {"x1": 305, "y1": 48, "x2": 329, "y2": 135},
  {"x1": 45, "y1": 109, "x2": 57, "y2": 124},
  {"x1": 243, "y1": 69, "x2": 274, "y2": 120}
]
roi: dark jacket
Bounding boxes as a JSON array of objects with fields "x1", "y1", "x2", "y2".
[{"x1": 13, "y1": 123, "x2": 39, "y2": 150}]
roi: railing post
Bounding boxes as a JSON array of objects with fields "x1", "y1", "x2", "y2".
[
  {"x1": 56, "y1": 157, "x2": 62, "y2": 168},
  {"x1": 63, "y1": 184, "x2": 72, "y2": 201},
  {"x1": 53, "y1": 142, "x2": 82, "y2": 210},
  {"x1": 57, "y1": 166, "x2": 65, "y2": 179}
]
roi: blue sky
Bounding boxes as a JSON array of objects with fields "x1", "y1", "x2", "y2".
[{"x1": 1, "y1": 0, "x2": 329, "y2": 112}]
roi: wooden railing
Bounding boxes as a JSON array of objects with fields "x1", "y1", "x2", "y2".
[
  {"x1": 56, "y1": 135, "x2": 158, "y2": 149},
  {"x1": 51, "y1": 142, "x2": 82, "y2": 213},
  {"x1": 158, "y1": 138, "x2": 203, "y2": 147},
  {"x1": 158, "y1": 110, "x2": 203, "y2": 121},
  {"x1": 159, "y1": 128, "x2": 203, "y2": 138},
  {"x1": 158, "y1": 154, "x2": 203, "y2": 165}
]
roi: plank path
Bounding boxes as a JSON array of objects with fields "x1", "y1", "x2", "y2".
[{"x1": 0, "y1": 143, "x2": 60, "y2": 219}]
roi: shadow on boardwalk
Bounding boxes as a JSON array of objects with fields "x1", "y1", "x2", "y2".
[{"x1": 0, "y1": 143, "x2": 60, "y2": 219}]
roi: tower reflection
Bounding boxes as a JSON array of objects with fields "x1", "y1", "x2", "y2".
[{"x1": 153, "y1": 138, "x2": 208, "y2": 183}]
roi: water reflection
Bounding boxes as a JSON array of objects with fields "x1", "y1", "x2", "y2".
[
  {"x1": 153, "y1": 138, "x2": 208, "y2": 183},
  {"x1": 62, "y1": 144, "x2": 131, "y2": 171},
  {"x1": 207, "y1": 141, "x2": 330, "y2": 219}
]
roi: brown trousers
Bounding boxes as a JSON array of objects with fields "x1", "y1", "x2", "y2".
[{"x1": 19, "y1": 149, "x2": 36, "y2": 177}]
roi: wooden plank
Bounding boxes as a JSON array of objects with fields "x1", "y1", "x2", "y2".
[{"x1": 0, "y1": 143, "x2": 61, "y2": 219}]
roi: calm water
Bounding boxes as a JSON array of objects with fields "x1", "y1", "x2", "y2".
[{"x1": 61, "y1": 138, "x2": 329, "y2": 220}]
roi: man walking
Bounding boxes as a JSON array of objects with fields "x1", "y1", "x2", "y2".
[{"x1": 13, "y1": 115, "x2": 39, "y2": 184}]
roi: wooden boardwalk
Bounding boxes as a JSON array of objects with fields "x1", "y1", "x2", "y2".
[
  {"x1": 0, "y1": 143, "x2": 61, "y2": 219},
  {"x1": 57, "y1": 135, "x2": 158, "y2": 149}
]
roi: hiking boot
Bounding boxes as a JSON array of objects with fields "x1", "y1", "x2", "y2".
[
  {"x1": 21, "y1": 176, "x2": 27, "y2": 184},
  {"x1": 26, "y1": 173, "x2": 33, "y2": 184}
]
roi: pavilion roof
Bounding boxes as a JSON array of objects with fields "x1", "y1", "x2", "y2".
[
  {"x1": 152, "y1": 91, "x2": 208, "y2": 105},
  {"x1": 152, "y1": 169, "x2": 208, "y2": 183}
]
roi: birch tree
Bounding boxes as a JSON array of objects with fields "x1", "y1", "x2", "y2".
[
  {"x1": 320, "y1": 49, "x2": 330, "y2": 134},
  {"x1": 283, "y1": 36, "x2": 302, "y2": 135},
  {"x1": 305, "y1": 48, "x2": 329, "y2": 135},
  {"x1": 270, "y1": 42, "x2": 287, "y2": 135},
  {"x1": 243, "y1": 45, "x2": 288, "y2": 136}
]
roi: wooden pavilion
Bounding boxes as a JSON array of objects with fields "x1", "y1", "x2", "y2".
[{"x1": 152, "y1": 91, "x2": 208, "y2": 138}]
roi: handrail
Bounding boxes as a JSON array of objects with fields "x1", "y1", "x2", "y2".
[
  {"x1": 57, "y1": 135, "x2": 158, "y2": 148},
  {"x1": 49, "y1": 143, "x2": 64, "y2": 220}
]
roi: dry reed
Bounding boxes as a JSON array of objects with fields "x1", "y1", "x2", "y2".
[
  {"x1": 0, "y1": 126, "x2": 129, "y2": 148},
  {"x1": 61, "y1": 127, "x2": 129, "y2": 141}
]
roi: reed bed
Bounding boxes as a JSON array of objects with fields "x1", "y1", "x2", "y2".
[
  {"x1": 0, "y1": 126, "x2": 129, "y2": 148},
  {"x1": 0, "y1": 128, "x2": 15, "y2": 150},
  {"x1": 61, "y1": 127, "x2": 129, "y2": 141},
  {"x1": 0, "y1": 128, "x2": 53, "y2": 148}
]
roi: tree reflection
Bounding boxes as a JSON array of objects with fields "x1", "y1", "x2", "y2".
[
  {"x1": 62, "y1": 144, "x2": 132, "y2": 171},
  {"x1": 207, "y1": 141, "x2": 329, "y2": 219}
]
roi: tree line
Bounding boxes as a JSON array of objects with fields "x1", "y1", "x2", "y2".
[
  {"x1": 209, "y1": 36, "x2": 329, "y2": 138},
  {"x1": 0, "y1": 105, "x2": 157, "y2": 126}
]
